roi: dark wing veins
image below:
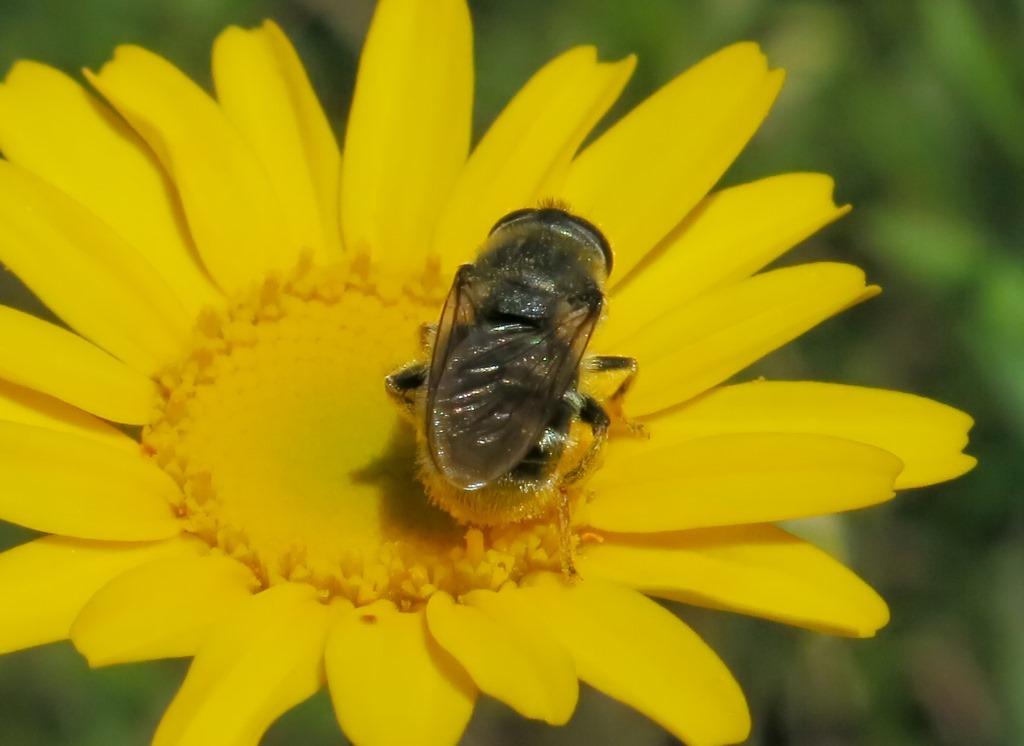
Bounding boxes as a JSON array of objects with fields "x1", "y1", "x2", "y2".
[
  {"x1": 428, "y1": 315, "x2": 585, "y2": 489},
  {"x1": 426, "y1": 264, "x2": 601, "y2": 489},
  {"x1": 428, "y1": 309, "x2": 596, "y2": 489}
]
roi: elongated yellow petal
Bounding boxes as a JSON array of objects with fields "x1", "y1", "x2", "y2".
[
  {"x1": 340, "y1": 0, "x2": 472, "y2": 267},
  {"x1": 432, "y1": 47, "x2": 635, "y2": 269},
  {"x1": 213, "y1": 22, "x2": 343, "y2": 262},
  {"x1": 426, "y1": 591, "x2": 577, "y2": 724},
  {"x1": 0, "y1": 535, "x2": 200, "y2": 654},
  {"x1": 153, "y1": 582, "x2": 328, "y2": 746},
  {"x1": 580, "y1": 525, "x2": 889, "y2": 637},
  {"x1": 0, "y1": 378, "x2": 135, "y2": 452},
  {"x1": 583, "y1": 433, "x2": 903, "y2": 532},
  {"x1": 0, "y1": 161, "x2": 190, "y2": 375},
  {"x1": 0, "y1": 421, "x2": 181, "y2": 540},
  {"x1": 0, "y1": 305, "x2": 157, "y2": 424},
  {"x1": 558, "y1": 43, "x2": 784, "y2": 282},
  {"x1": 509, "y1": 574, "x2": 749, "y2": 746},
  {"x1": 601, "y1": 263, "x2": 876, "y2": 416},
  {"x1": 89, "y1": 46, "x2": 297, "y2": 292},
  {"x1": 72, "y1": 553, "x2": 257, "y2": 666},
  {"x1": 605, "y1": 173, "x2": 850, "y2": 337},
  {"x1": 326, "y1": 601, "x2": 476, "y2": 746},
  {"x1": 645, "y1": 381, "x2": 976, "y2": 489},
  {"x1": 0, "y1": 61, "x2": 219, "y2": 316}
]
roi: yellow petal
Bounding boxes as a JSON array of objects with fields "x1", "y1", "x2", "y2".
[
  {"x1": 0, "y1": 305, "x2": 157, "y2": 424},
  {"x1": 584, "y1": 433, "x2": 903, "y2": 532},
  {"x1": 558, "y1": 43, "x2": 784, "y2": 282},
  {"x1": 426, "y1": 591, "x2": 577, "y2": 725},
  {"x1": 432, "y1": 47, "x2": 635, "y2": 269},
  {"x1": 603, "y1": 262, "x2": 877, "y2": 416},
  {"x1": 326, "y1": 601, "x2": 476, "y2": 746},
  {"x1": 88, "y1": 46, "x2": 296, "y2": 292},
  {"x1": 0, "y1": 161, "x2": 190, "y2": 375},
  {"x1": 213, "y1": 22, "x2": 343, "y2": 262},
  {"x1": 0, "y1": 61, "x2": 219, "y2": 317},
  {"x1": 340, "y1": 0, "x2": 472, "y2": 267},
  {"x1": 0, "y1": 534, "x2": 200, "y2": 654},
  {"x1": 579, "y1": 524, "x2": 889, "y2": 637},
  {"x1": 72, "y1": 553, "x2": 258, "y2": 666},
  {"x1": 509, "y1": 573, "x2": 749, "y2": 746},
  {"x1": 153, "y1": 582, "x2": 328, "y2": 746},
  {"x1": 0, "y1": 420, "x2": 181, "y2": 540},
  {"x1": 605, "y1": 173, "x2": 850, "y2": 338},
  {"x1": 0, "y1": 378, "x2": 135, "y2": 452},
  {"x1": 645, "y1": 381, "x2": 976, "y2": 489}
]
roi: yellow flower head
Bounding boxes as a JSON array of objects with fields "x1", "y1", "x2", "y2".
[{"x1": 0, "y1": 1, "x2": 974, "y2": 745}]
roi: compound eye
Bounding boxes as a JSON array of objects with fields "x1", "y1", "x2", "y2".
[
  {"x1": 563, "y1": 213, "x2": 613, "y2": 276},
  {"x1": 488, "y1": 208, "x2": 537, "y2": 235},
  {"x1": 489, "y1": 208, "x2": 613, "y2": 275}
]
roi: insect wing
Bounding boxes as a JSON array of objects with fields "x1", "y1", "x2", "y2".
[
  {"x1": 427, "y1": 265, "x2": 477, "y2": 396},
  {"x1": 427, "y1": 282, "x2": 600, "y2": 489}
]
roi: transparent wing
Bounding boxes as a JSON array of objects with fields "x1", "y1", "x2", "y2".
[{"x1": 426, "y1": 273, "x2": 600, "y2": 489}]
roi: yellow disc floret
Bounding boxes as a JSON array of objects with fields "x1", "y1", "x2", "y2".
[{"x1": 143, "y1": 258, "x2": 568, "y2": 610}]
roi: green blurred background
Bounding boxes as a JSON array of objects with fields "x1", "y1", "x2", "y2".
[{"x1": 0, "y1": 0, "x2": 1019, "y2": 744}]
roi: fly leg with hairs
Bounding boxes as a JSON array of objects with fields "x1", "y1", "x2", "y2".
[{"x1": 556, "y1": 355, "x2": 640, "y2": 577}]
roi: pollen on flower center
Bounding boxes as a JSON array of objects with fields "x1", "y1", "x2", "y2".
[{"x1": 143, "y1": 258, "x2": 565, "y2": 609}]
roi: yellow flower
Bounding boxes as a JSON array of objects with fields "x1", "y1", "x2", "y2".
[{"x1": 0, "y1": 1, "x2": 974, "y2": 745}]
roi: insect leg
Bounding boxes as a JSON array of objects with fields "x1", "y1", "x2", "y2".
[
  {"x1": 556, "y1": 487, "x2": 578, "y2": 578},
  {"x1": 562, "y1": 394, "x2": 609, "y2": 485},
  {"x1": 583, "y1": 355, "x2": 638, "y2": 400},
  {"x1": 385, "y1": 363, "x2": 427, "y2": 416},
  {"x1": 583, "y1": 355, "x2": 645, "y2": 436}
]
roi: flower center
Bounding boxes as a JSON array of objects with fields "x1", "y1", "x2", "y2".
[{"x1": 144, "y1": 259, "x2": 566, "y2": 609}]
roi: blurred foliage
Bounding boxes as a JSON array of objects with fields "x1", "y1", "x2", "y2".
[{"x1": 0, "y1": 0, "x2": 1021, "y2": 744}]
